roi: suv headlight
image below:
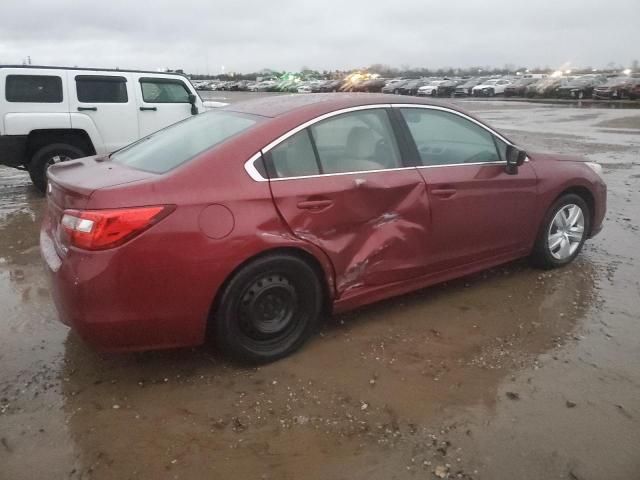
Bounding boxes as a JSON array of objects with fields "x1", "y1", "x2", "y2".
[{"x1": 585, "y1": 162, "x2": 603, "y2": 178}]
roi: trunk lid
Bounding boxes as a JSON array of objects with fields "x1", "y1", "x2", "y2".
[{"x1": 47, "y1": 155, "x2": 154, "y2": 207}]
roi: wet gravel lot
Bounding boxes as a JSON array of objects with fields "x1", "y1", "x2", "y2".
[{"x1": 1, "y1": 95, "x2": 639, "y2": 480}]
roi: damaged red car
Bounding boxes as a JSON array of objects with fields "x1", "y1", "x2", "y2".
[{"x1": 41, "y1": 94, "x2": 606, "y2": 362}]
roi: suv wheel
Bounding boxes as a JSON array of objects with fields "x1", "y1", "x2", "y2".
[{"x1": 28, "y1": 143, "x2": 86, "y2": 192}]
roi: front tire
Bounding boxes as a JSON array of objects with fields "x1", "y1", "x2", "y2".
[
  {"x1": 213, "y1": 254, "x2": 323, "y2": 363},
  {"x1": 28, "y1": 143, "x2": 86, "y2": 192},
  {"x1": 531, "y1": 194, "x2": 590, "y2": 269}
]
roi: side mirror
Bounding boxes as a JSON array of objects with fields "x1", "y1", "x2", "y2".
[
  {"x1": 505, "y1": 145, "x2": 527, "y2": 174},
  {"x1": 188, "y1": 93, "x2": 198, "y2": 115}
]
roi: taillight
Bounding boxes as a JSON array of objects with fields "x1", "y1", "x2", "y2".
[{"x1": 60, "y1": 205, "x2": 174, "y2": 250}]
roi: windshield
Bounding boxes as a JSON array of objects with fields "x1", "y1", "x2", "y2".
[{"x1": 111, "y1": 110, "x2": 261, "y2": 173}]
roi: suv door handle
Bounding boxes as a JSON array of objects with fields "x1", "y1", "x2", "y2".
[
  {"x1": 297, "y1": 199, "x2": 333, "y2": 210},
  {"x1": 77, "y1": 106, "x2": 97, "y2": 111},
  {"x1": 431, "y1": 188, "x2": 457, "y2": 198},
  {"x1": 140, "y1": 107, "x2": 157, "y2": 111}
]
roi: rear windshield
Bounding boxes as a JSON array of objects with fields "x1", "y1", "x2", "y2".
[{"x1": 111, "y1": 110, "x2": 260, "y2": 173}]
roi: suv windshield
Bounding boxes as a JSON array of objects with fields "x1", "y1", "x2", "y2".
[{"x1": 111, "y1": 110, "x2": 261, "y2": 173}]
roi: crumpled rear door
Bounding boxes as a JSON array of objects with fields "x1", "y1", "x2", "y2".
[{"x1": 269, "y1": 169, "x2": 432, "y2": 297}]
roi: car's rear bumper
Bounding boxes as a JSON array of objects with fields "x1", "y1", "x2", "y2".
[
  {"x1": 40, "y1": 223, "x2": 209, "y2": 352},
  {"x1": 0, "y1": 134, "x2": 28, "y2": 168}
]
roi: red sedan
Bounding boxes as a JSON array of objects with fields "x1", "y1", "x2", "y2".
[{"x1": 41, "y1": 94, "x2": 606, "y2": 362}]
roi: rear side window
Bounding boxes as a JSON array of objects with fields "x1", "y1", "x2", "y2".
[
  {"x1": 140, "y1": 78, "x2": 190, "y2": 103},
  {"x1": 266, "y1": 130, "x2": 320, "y2": 178},
  {"x1": 310, "y1": 109, "x2": 401, "y2": 174},
  {"x1": 111, "y1": 110, "x2": 260, "y2": 173},
  {"x1": 5, "y1": 75, "x2": 63, "y2": 103},
  {"x1": 76, "y1": 75, "x2": 128, "y2": 103}
]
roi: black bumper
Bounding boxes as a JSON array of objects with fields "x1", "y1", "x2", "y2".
[{"x1": 0, "y1": 135, "x2": 28, "y2": 168}]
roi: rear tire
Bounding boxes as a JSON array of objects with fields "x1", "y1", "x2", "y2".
[
  {"x1": 28, "y1": 143, "x2": 86, "y2": 193},
  {"x1": 531, "y1": 194, "x2": 590, "y2": 269},
  {"x1": 213, "y1": 254, "x2": 323, "y2": 363}
]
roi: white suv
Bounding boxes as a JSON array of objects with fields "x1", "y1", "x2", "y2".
[{"x1": 0, "y1": 65, "x2": 224, "y2": 191}]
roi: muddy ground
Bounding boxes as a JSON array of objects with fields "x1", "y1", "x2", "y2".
[{"x1": 1, "y1": 95, "x2": 639, "y2": 480}]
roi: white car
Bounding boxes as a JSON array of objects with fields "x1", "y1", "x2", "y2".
[
  {"x1": 417, "y1": 80, "x2": 447, "y2": 97},
  {"x1": 0, "y1": 65, "x2": 225, "y2": 191},
  {"x1": 472, "y1": 78, "x2": 512, "y2": 96}
]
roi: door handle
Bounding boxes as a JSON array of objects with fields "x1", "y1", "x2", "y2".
[
  {"x1": 297, "y1": 199, "x2": 333, "y2": 210},
  {"x1": 140, "y1": 106, "x2": 157, "y2": 111},
  {"x1": 77, "y1": 106, "x2": 97, "y2": 111},
  {"x1": 431, "y1": 188, "x2": 457, "y2": 198}
]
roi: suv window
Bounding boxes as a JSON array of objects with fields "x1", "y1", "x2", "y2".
[
  {"x1": 140, "y1": 78, "x2": 190, "y2": 103},
  {"x1": 310, "y1": 109, "x2": 401, "y2": 174},
  {"x1": 112, "y1": 110, "x2": 259, "y2": 173},
  {"x1": 5, "y1": 75, "x2": 62, "y2": 103},
  {"x1": 76, "y1": 75, "x2": 128, "y2": 103},
  {"x1": 400, "y1": 108, "x2": 501, "y2": 166},
  {"x1": 267, "y1": 130, "x2": 320, "y2": 178}
]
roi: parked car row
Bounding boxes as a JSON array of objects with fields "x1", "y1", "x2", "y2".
[{"x1": 194, "y1": 72, "x2": 640, "y2": 100}]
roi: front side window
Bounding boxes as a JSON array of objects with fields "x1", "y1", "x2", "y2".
[
  {"x1": 400, "y1": 108, "x2": 501, "y2": 166},
  {"x1": 310, "y1": 109, "x2": 401, "y2": 174},
  {"x1": 140, "y1": 79, "x2": 190, "y2": 103},
  {"x1": 76, "y1": 75, "x2": 128, "y2": 103},
  {"x1": 5, "y1": 75, "x2": 62, "y2": 103},
  {"x1": 112, "y1": 110, "x2": 260, "y2": 173}
]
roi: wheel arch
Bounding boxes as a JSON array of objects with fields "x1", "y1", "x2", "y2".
[
  {"x1": 551, "y1": 185, "x2": 596, "y2": 236},
  {"x1": 207, "y1": 246, "x2": 335, "y2": 331},
  {"x1": 25, "y1": 129, "x2": 96, "y2": 165}
]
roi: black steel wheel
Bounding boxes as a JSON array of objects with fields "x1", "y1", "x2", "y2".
[{"x1": 213, "y1": 254, "x2": 323, "y2": 363}]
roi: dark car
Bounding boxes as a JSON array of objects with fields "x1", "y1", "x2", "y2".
[
  {"x1": 556, "y1": 75, "x2": 607, "y2": 99},
  {"x1": 454, "y1": 77, "x2": 488, "y2": 97},
  {"x1": 435, "y1": 79, "x2": 463, "y2": 97},
  {"x1": 398, "y1": 79, "x2": 428, "y2": 95},
  {"x1": 355, "y1": 78, "x2": 387, "y2": 93},
  {"x1": 319, "y1": 79, "x2": 343, "y2": 92},
  {"x1": 526, "y1": 77, "x2": 569, "y2": 98},
  {"x1": 42, "y1": 94, "x2": 606, "y2": 363},
  {"x1": 592, "y1": 76, "x2": 638, "y2": 100},
  {"x1": 504, "y1": 78, "x2": 540, "y2": 97}
]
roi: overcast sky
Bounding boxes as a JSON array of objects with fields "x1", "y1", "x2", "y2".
[{"x1": 1, "y1": 0, "x2": 638, "y2": 74}]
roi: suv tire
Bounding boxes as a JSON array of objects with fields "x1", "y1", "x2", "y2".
[{"x1": 28, "y1": 143, "x2": 86, "y2": 192}]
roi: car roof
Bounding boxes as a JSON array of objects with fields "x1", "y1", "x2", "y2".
[
  {"x1": 0, "y1": 65, "x2": 190, "y2": 79},
  {"x1": 222, "y1": 93, "x2": 458, "y2": 118}
]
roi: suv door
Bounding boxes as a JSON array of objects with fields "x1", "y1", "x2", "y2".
[
  {"x1": 134, "y1": 76, "x2": 195, "y2": 137},
  {"x1": 397, "y1": 106, "x2": 538, "y2": 271},
  {"x1": 265, "y1": 107, "x2": 432, "y2": 296},
  {"x1": 68, "y1": 72, "x2": 139, "y2": 154}
]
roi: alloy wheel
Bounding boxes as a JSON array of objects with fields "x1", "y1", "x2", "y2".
[{"x1": 547, "y1": 204, "x2": 585, "y2": 260}]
